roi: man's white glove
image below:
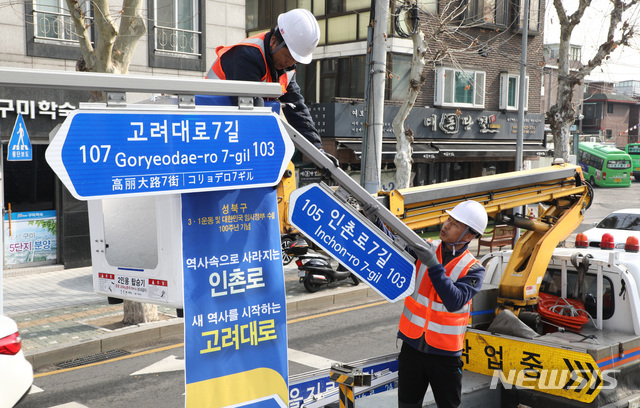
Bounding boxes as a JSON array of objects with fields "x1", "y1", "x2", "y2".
[{"x1": 409, "y1": 241, "x2": 439, "y2": 268}]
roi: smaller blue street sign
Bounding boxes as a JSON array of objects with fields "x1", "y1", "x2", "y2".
[
  {"x1": 8, "y1": 113, "x2": 32, "y2": 161},
  {"x1": 45, "y1": 107, "x2": 294, "y2": 200},
  {"x1": 288, "y1": 183, "x2": 415, "y2": 303}
]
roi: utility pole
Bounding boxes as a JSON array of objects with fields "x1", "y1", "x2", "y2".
[
  {"x1": 516, "y1": 0, "x2": 529, "y2": 239},
  {"x1": 516, "y1": 0, "x2": 530, "y2": 172},
  {"x1": 362, "y1": 0, "x2": 389, "y2": 193}
]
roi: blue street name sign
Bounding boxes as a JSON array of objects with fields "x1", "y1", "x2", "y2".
[
  {"x1": 288, "y1": 184, "x2": 415, "y2": 303},
  {"x1": 45, "y1": 108, "x2": 294, "y2": 200}
]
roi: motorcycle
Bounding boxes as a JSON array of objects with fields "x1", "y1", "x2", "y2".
[
  {"x1": 296, "y1": 251, "x2": 360, "y2": 293},
  {"x1": 282, "y1": 235, "x2": 310, "y2": 265}
]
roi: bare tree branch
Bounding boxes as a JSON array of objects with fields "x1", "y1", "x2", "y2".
[
  {"x1": 65, "y1": 0, "x2": 95, "y2": 68},
  {"x1": 549, "y1": 0, "x2": 640, "y2": 162},
  {"x1": 90, "y1": 0, "x2": 118, "y2": 72},
  {"x1": 113, "y1": 0, "x2": 146, "y2": 72}
]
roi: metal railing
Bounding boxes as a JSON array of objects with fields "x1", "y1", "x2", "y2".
[{"x1": 0, "y1": 67, "x2": 282, "y2": 99}]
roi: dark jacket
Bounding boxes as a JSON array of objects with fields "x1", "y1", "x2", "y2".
[{"x1": 218, "y1": 31, "x2": 322, "y2": 149}]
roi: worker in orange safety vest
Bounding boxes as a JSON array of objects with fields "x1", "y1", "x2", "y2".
[
  {"x1": 206, "y1": 8, "x2": 335, "y2": 163},
  {"x1": 364, "y1": 200, "x2": 488, "y2": 408}
]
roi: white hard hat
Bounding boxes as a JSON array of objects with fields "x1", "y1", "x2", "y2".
[
  {"x1": 277, "y1": 9, "x2": 320, "y2": 64},
  {"x1": 446, "y1": 201, "x2": 488, "y2": 235}
]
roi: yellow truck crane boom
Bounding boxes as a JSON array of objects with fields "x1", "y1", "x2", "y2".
[
  {"x1": 279, "y1": 121, "x2": 592, "y2": 315},
  {"x1": 280, "y1": 119, "x2": 593, "y2": 315},
  {"x1": 373, "y1": 162, "x2": 593, "y2": 314}
]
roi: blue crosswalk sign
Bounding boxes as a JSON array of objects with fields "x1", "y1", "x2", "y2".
[{"x1": 8, "y1": 113, "x2": 32, "y2": 161}]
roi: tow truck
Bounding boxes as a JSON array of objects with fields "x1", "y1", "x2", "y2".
[{"x1": 284, "y1": 125, "x2": 640, "y2": 407}]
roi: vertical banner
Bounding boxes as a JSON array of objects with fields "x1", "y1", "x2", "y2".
[
  {"x1": 4, "y1": 210, "x2": 57, "y2": 265},
  {"x1": 182, "y1": 188, "x2": 288, "y2": 408}
]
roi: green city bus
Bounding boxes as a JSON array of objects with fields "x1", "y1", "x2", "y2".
[
  {"x1": 625, "y1": 143, "x2": 640, "y2": 181},
  {"x1": 577, "y1": 142, "x2": 632, "y2": 187}
]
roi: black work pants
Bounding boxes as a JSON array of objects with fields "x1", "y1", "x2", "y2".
[{"x1": 397, "y1": 342, "x2": 463, "y2": 408}]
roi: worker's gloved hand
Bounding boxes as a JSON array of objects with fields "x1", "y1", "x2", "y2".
[
  {"x1": 361, "y1": 202, "x2": 378, "y2": 223},
  {"x1": 320, "y1": 149, "x2": 340, "y2": 168},
  {"x1": 409, "y1": 241, "x2": 439, "y2": 268}
]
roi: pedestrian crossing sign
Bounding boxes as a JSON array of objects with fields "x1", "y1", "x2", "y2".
[{"x1": 8, "y1": 113, "x2": 32, "y2": 161}]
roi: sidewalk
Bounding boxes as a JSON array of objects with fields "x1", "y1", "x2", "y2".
[
  {"x1": 3, "y1": 235, "x2": 578, "y2": 371},
  {"x1": 2, "y1": 261, "x2": 383, "y2": 370}
]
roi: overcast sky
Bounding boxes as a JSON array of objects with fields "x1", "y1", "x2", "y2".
[{"x1": 544, "y1": 0, "x2": 640, "y2": 82}]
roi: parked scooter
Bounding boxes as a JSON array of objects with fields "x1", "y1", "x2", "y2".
[
  {"x1": 296, "y1": 251, "x2": 360, "y2": 293},
  {"x1": 282, "y1": 235, "x2": 309, "y2": 265}
]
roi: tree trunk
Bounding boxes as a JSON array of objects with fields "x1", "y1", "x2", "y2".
[
  {"x1": 67, "y1": 0, "x2": 150, "y2": 326},
  {"x1": 123, "y1": 300, "x2": 158, "y2": 325},
  {"x1": 393, "y1": 31, "x2": 426, "y2": 189}
]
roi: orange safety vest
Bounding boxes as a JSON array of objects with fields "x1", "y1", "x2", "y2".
[
  {"x1": 398, "y1": 243, "x2": 476, "y2": 352},
  {"x1": 206, "y1": 32, "x2": 294, "y2": 96}
]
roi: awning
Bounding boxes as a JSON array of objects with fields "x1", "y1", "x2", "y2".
[
  {"x1": 432, "y1": 143, "x2": 550, "y2": 158},
  {"x1": 337, "y1": 140, "x2": 439, "y2": 159},
  {"x1": 337, "y1": 139, "x2": 550, "y2": 159}
]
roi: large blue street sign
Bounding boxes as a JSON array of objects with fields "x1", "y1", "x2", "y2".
[
  {"x1": 288, "y1": 184, "x2": 415, "y2": 303},
  {"x1": 45, "y1": 108, "x2": 294, "y2": 200}
]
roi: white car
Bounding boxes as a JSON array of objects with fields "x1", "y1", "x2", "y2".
[
  {"x1": 581, "y1": 208, "x2": 640, "y2": 249},
  {"x1": 0, "y1": 315, "x2": 33, "y2": 408}
]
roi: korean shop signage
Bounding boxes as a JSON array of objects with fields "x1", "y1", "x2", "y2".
[
  {"x1": 311, "y1": 103, "x2": 545, "y2": 141},
  {"x1": 0, "y1": 87, "x2": 86, "y2": 142}
]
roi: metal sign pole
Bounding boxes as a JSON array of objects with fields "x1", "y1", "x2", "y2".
[{"x1": 281, "y1": 121, "x2": 425, "y2": 252}]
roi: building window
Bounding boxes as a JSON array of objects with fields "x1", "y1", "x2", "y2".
[
  {"x1": 570, "y1": 45, "x2": 581, "y2": 62},
  {"x1": 607, "y1": 103, "x2": 614, "y2": 114},
  {"x1": 466, "y1": 0, "x2": 508, "y2": 27},
  {"x1": 516, "y1": 0, "x2": 540, "y2": 32},
  {"x1": 246, "y1": 0, "x2": 296, "y2": 30},
  {"x1": 154, "y1": 0, "x2": 200, "y2": 56},
  {"x1": 499, "y1": 73, "x2": 529, "y2": 111},
  {"x1": 33, "y1": 0, "x2": 91, "y2": 42},
  {"x1": 417, "y1": 0, "x2": 438, "y2": 14},
  {"x1": 247, "y1": 4, "x2": 368, "y2": 46},
  {"x1": 605, "y1": 129, "x2": 613, "y2": 139},
  {"x1": 148, "y1": 0, "x2": 205, "y2": 71},
  {"x1": 26, "y1": 1, "x2": 92, "y2": 59},
  {"x1": 296, "y1": 62, "x2": 318, "y2": 102},
  {"x1": 388, "y1": 53, "x2": 412, "y2": 101},
  {"x1": 318, "y1": 56, "x2": 366, "y2": 102},
  {"x1": 435, "y1": 67, "x2": 485, "y2": 109}
]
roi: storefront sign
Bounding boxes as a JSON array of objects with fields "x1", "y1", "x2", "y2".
[
  {"x1": 0, "y1": 87, "x2": 87, "y2": 142},
  {"x1": 310, "y1": 103, "x2": 545, "y2": 142}
]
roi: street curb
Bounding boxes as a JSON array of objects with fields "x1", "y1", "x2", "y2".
[
  {"x1": 25, "y1": 285, "x2": 383, "y2": 370},
  {"x1": 26, "y1": 319, "x2": 184, "y2": 370}
]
